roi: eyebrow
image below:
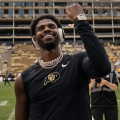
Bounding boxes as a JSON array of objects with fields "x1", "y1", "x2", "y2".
[{"x1": 37, "y1": 23, "x2": 57, "y2": 29}]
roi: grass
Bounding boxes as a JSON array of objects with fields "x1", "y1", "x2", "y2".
[
  {"x1": 0, "y1": 82, "x2": 15, "y2": 120},
  {"x1": 0, "y1": 81, "x2": 120, "y2": 120}
]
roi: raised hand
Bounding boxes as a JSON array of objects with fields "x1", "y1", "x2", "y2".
[{"x1": 65, "y1": 4, "x2": 85, "y2": 22}]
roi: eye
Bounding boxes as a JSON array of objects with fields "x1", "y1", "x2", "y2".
[
  {"x1": 38, "y1": 26, "x2": 44, "y2": 31},
  {"x1": 49, "y1": 24, "x2": 56, "y2": 29}
]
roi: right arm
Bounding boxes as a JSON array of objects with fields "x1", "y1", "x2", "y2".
[
  {"x1": 14, "y1": 74, "x2": 29, "y2": 120},
  {"x1": 89, "y1": 79, "x2": 96, "y2": 91}
]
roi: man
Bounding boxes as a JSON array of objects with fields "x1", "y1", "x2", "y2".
[
  {"x1": 4, "y1": 71, "x2": 10, "y2": 86},
  {"x1": 89, "y1": 68, "x2": 118, "y2": 120},
  {"x1": 15, "y1": 4, "x2": 111, "y2": 120}
]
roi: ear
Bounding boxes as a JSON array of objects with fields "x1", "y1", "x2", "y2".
[
  {"x1": 32, "y1": 36, "x2": 40, "y2": 49},
  {"x1": 33, "y1": 36, "x2": 38, "y2": 43}
]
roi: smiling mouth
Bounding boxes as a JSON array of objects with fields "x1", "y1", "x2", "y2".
[
  {"x1": 44, "y1": 35, "x2": 53, "y2": 39},
  {"x1": 41, "y1": 33, "x2": 56, "y2": 38}
]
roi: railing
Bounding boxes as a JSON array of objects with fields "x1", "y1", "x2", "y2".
[
  {"x1": 93, "y1": 0, "x2": 120, "y2": 1},
  {"x1": 15, "y1": 25, "x2": 30, "y2": 27},
  {"x1": 114, "y1": 33, "x2": 120, "y2": 35},
  {"x1": 94, "y1": 24, "x2": 112, "y2": 26},
  {"x1": 74, "y1": 0, "x2": 93, "y2": 1},
  {"x1": 0, "y1": 0, "x2": 32, "y2": 1},
  {"x1": 0, "y1": 0, "x2": 120, "y2": 2},
  {"x1": 114, "y1": 24, "x2": 120, "y2": 26},
  {"x1": 96, "y1": 33, "x2": 113, "y2": 35},
  {"x1": 0, "y1": 34, "x2": 13, "y2": 36},
  {"x1": 15, "y1": 33, "x2": 30, "y2": 36},
  {"x1": 0, "y1": 25, "x2": 13, "y2": 27}
]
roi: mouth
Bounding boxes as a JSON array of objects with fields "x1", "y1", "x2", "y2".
[
  {"x1": 44, "y1": 35, "x2": 53, "y2": 39},
  {"x1": 41, "y1": 33, "x2": 56, "y2": 39}
]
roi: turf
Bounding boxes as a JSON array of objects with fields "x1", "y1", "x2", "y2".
[
  {"x1": 0, "y1": 82, "x2": 15, "y2": 120},
  {"x1": 0, "y1": 81, "x2": 120, "y2": 120}
]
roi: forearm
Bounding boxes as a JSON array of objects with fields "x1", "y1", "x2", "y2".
[
  {"x1": 89, "y1": 83, "x2": 94, "y2": 91},
  {"x1": 75, "y1": 21, "x2": 111, "y2": 77},
  {"x1": 104, "y1": 80, "x2": 118, "y2": 91}
]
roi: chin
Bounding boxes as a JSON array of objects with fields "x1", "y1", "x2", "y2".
[
  {"x1": 38, "y1": 37, "x2": 60, "y2": 50},
  {"x1": 45, "y1": 39, "x2": 54, "y2": 43}
]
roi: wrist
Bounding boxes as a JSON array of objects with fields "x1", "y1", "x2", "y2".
[
  {"x1": 103, "y1": 80, "x2": 107, "y2": 85},
  {"x1": 91, "y1": 82, "x2": 95, "y2": 86},
  {"x1": 73, "y1": 14, "x2": 87, "y2": 24}
]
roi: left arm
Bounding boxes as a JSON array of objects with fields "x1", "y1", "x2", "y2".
[
  {"x1": 66, "y1": 4, "x2": 111, "y2": 78},
  {"x1": 97, "y1": 78, "x2": 117, "y2": 91}
]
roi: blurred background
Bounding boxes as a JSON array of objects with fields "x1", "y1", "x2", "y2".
[{"x1": 0, "y1": 0, "x2": 120, "y2": 120}]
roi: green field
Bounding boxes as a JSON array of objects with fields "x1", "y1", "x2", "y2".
[
  {"x1": 0, "y1": 82, "x2": 15, "y2": 120},
  {"x1": 0, "y1": 81, "x2": 120, "y2": 120}
]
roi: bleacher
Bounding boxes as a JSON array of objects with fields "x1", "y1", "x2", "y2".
[
  {"x1": 62, "y1": 43, "x2": 84, "y2": 55},
  {"x1": 0, "y1": 42, "x2": 120, "y2": 75},
  {"x1": 11, "y1": 43, "x2": 39, "y2": 74},
  {"x1": 105, "y1": 43, "x2": 120, "y2": 69},
  {"x1": 0, "y1": 45, "x2": 9, "y2": 74}
]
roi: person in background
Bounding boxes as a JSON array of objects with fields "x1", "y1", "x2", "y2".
[
  {"x1": 14, "y1": 4, "x2": 111, "y2": 120},
  {"x1": 89, "y1": 67, "x2": 118, "y2": 120},
  {"x1": 4, "y1": 71, "x2": 10, "y2": 86}
]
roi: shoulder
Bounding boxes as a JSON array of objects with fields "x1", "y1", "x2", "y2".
[
  {"x1": 21, "y1": 62, "x2": 39, "y2": 78},
  {"x1": 63, "y1": 52, "x2": 86, "y2": 63},
  {"x1": 63, "y1": 51, "x2": 86, "y2": 59},
  {"x1": 110, "y1": 69, "x2": 116, "y2": 75},
  {"x1": 15, "y1": 74, "x2": 22, "y2": 84},
  {"x1": 15, "y1": 74, "x2": 25, "y2": 94},
  {"x1": 71, "y1": 51, "x2": 88, "y2": 63},
  {"x1": 72, "y1": 51, "x2": 87, "y2": 59}
]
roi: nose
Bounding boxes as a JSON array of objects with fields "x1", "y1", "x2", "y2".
[
  {"x1": 44, "y1": 26, "x2": 51, "y2": 33},
  {"x1": 44, "y1": 26, "x2": 51, "y2": 30}
]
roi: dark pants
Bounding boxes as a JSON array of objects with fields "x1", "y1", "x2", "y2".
[
  {"x1": 4, "y1": 80, "x2": 10, "y2": 86},
  {"x1": 91, "y1": 107, "x2": 118, "y2": 120}
]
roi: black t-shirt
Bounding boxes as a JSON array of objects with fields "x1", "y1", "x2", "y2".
[
  {"x1": 22, "y1": 53, "x2": 92, "y2": 120},
  {"x1": 21, "y1": 20, "x2": 111, "y2": 120}
]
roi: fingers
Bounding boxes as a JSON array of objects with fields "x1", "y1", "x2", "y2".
[
  {"x1": 101, "y1": 78, "x2": 104, "y2": 80},
  {"x1": 65, "y1": 4, "x2": 84, "y2": 22},
  {"x1": 97, "y1": 83, "x2": 103, "y2": 88},
  {"x1": 66, "y1": 4, "x2": 82, "y2": 15},
  {"x1": 91, "y1": 79, "x2": 95, "y2": 83},
  {"x1": 97, "y1": 83, "x2": 102, "y2": 88}
]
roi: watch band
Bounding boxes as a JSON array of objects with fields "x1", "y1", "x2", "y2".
[{"x1": 73, "y1": 14, "x2": 87, "y2": 24}]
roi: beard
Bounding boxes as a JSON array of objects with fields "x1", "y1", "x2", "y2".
[{"x1": 37, "y1": 35, "x2": 60, "y2": 51}]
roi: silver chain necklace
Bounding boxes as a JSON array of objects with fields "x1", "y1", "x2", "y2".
[{"x1": 39, "y1": 53, "x2": 63, "y2": 69}]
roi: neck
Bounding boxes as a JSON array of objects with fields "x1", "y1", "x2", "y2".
[{"x1": 40, "y1": 45, "x2": 61, "y2": 62}]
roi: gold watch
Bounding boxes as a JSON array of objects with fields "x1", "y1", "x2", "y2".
[{"x1": 73, "y1": 14, "x2": 87, "y2": 24}]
